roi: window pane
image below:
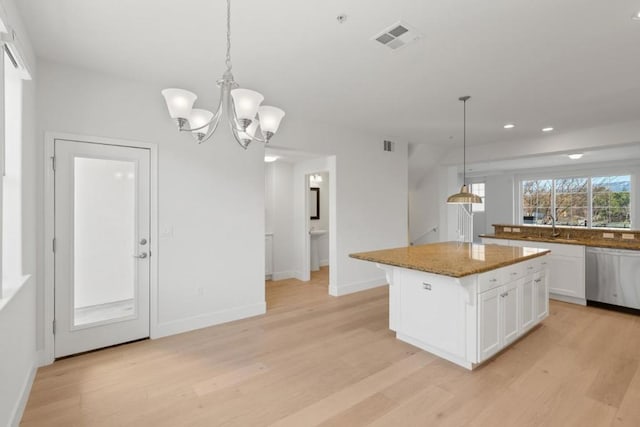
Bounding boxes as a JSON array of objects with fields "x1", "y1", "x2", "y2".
[
  {"x1": 522, "y1": 180, "x2": 551, "y2": 224},
  {"x1": 554, "y1": 178, "x2": 587, "y2": 226},
  {"x1": 591, "y1": 176, "x2": 631, "y2": 228},
  {"x1": 471, "y1": 183, "x2": 485, "y2": 213}
]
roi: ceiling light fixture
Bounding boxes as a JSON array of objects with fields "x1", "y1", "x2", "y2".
[
  {"x1": 633, "y1": 11, "x2": 640, "y2": 20},
  {"x1": 264, "y1": 155, "x2": 279, "y2": 163},
  {"x1": 542, "y1": 127, "x2": 554, "y2": 132},
  {"x1": 447, "y1": 96, "x2": 482, "y2": 205},
  {"x1": 503, "y1": 123, "x2": 515, "y2": 129},
  {"x1": 568, "y1": 153, "x2": 583, "y2": 160},
  {"x1": 161, "y1": 0, "x2": 285, "y2": 149}
]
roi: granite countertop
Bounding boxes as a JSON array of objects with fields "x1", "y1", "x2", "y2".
[
  {"x1": 349, "y1": 241, "x2": 550, "y2": 278},
  {"x1": 480, "y1": 234, "x2": 640, "y2": 250}
]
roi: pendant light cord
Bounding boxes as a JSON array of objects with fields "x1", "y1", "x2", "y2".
[
  {"x1": 225, "y1": 0, "x2": 232, "y2": 72},
  {"x1": 463, "y1": 98, "x2": 466, "y2": 185}
]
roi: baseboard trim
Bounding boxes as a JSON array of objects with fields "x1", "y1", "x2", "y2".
[
  {"x1": 550, "y1": 293, "x2": 586, "y2": 306},
  {"x1": 320, "y1": 259, "x2": 329, "y2": 267},
  {"x1": 271, "y1": 271, "x2": 296, "y2": 281},
  {"x1": 153, "y1": 302, "x2": 266, "y2": 338},
  {"x1": 10, "y1": 357, "x2": 37, "y2": 427},
  {"x1": 329, "y1": 277, "x2": 386, "y2": 297}
]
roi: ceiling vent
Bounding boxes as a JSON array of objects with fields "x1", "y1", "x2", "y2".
[{"x1": 372, "y1": 21, "x2": 422, "y2": 51}]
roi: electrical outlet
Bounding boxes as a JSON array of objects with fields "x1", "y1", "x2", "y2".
[
  {"x1": 504, "y1": 227, "x2": 512, "y2": 232},
  {"x1": 197, "y1": 287, "x2": 204, "y2": 296},
  {"x1": 602, "y1": 233, "x2": 614, "y2": 239},
  {"x1": 622, "y1": 234, "x2": 635, "y2": 240},
  {"x1": 512, "y1": 227, "x2": 521, "y2": 233}
]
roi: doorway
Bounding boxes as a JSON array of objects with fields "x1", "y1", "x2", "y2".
[{"x1": 50, "y1": 138, "x2": 154, "y2": 358}]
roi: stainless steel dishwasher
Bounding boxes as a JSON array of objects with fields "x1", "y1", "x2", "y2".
[{"x1": 586, "y1": 247, "x2": 640, "y2": 311}]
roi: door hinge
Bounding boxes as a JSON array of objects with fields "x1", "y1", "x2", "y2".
[
  {"x1": 51, "y1": 156, "x2": 56, "y2": 171},
  {"x1": 52, "y1": 237, "x2": 56, "y2": 252},
  {"x1": 52, "y1": 320, "x2": 56, "y2": 335}
]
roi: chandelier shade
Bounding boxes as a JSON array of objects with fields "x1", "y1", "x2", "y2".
[
  {"x1": 230, "y1": 88, "x2": 264, "y2": 122},
  {"x1": 447, "y1": 184, "x2": 482, "y2": 204},
  {"x1": 160, "y1": 0, "x2": 285, "y2": 149},
  {"x1": 189, "y1": 109, "x2": 215, "y2": 141},
  {"x1": 258, "y1": 106, "x2": 286, "y2": 135},
  {"x1": 161, "y1": 89, "x2": 197, "y2": 119}
]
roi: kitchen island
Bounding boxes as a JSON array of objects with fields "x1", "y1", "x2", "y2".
[{"x1": 350, "y1": 242, "x2": 550, "y2": 370}]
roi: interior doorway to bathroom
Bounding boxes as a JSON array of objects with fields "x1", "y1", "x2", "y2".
[{"x1": 263, "y1": 147, "x2": 335, "y2": 309}]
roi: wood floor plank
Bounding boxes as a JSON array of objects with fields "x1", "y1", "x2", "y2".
[{"x1": 21, "y1": 267, "x2": 640, "y2": 426}]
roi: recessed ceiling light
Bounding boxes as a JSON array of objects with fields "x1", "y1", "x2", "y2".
[
  {"x1": 503, "y1": 123, "x2": 515, "y2": 129},
  {"x1": 264, "y1": 155, "x2": 279, "y2": 163},
  {"x1": 568, "y1": 153, "x2": 583, "y2": 160},
  {"x1": 633, "y1": 11, "x2": 640, "y2": 20},
  {"x1": 542, "y1": 127, "x2": 554, "y2": 132}
]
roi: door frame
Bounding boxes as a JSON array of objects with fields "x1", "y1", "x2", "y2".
[{"x1": 43, "y1": 132, "x2": 159, "y2": 365}]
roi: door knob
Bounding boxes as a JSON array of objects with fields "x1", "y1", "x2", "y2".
[
  {"x1": 134, "y1": 252, "x2": 148, "y2": 259},
  {"x1": 139, "y1": 238, "x2": 148, "y2": 245}
]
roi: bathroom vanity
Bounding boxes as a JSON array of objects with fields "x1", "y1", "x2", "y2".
[{"x1": 350, "y1": 242, "x2": 550, "y2": 370}]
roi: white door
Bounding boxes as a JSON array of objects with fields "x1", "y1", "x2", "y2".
[{"x1": 54, "y1": 139, "x2": 150, "y2": 357}]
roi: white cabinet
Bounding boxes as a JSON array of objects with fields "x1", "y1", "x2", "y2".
[
  {"x1": 400, "y1": 270, "x2": 465, "y2": 358},
  {"x1": 488, "y1": 238, "x2": 585, "y2": 305},
  {"x1": 478, "y1": 279, "x2": 519, "y2": 361}
]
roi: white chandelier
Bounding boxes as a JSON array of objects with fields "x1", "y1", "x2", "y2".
[{"x1": 161, "y1": 0, "x2": 285, "y2": 149}]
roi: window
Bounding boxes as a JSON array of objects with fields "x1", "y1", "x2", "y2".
[
  {"x1": 592, "y1": 176, "x2": 631, "y2": 228},
  {"x1": 470, "y1": 183, "x2": 485, "y2": 213},
  {"x1": 1, "y1": 46, "x2": 24, "y2": 298},
  {"x1": 520, "y1": 175, "x2": 632, "y2": 229}
]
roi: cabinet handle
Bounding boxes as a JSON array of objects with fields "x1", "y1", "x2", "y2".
[
  {"x1": 489, "y1": 278, "x2": 498, "y2": 283},
  {"x1": 527, "y1": 266, "x2": 534, "y2": 270},
  {"x1": 511, "y1": 272, "x2": 518, "y2": 276},
  {"x1": 422, "y1": 283, "x2": 432, "y2": 291},
  {"x1": 534, "y1": 279, "x2": 542, "y2": 283},
  {"x1": 542, "y1": 262, "x2": 548, "y2": 265}
]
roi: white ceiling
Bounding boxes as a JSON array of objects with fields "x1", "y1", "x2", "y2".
[{"x1": 16, "y1": 0, "x2": 640, "y2": 146}]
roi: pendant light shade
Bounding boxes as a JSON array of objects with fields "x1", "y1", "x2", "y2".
[
  {"x1": 447, "y1": 96, "x2": 482, "y2": 204},
  {"x1": 447, "y1": 184, "x2": 483, "y2": 204}
]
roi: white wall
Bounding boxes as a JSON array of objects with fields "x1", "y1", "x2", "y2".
[
  {"x1": 0, "y1": 0, "x2": 38, "y2": 425},
  {"x1": 274, "y1": 123, "x2": 408, "y2": 296},
  {"x1": 36, "y1": 60, "x2": 266, "y2": 340},
  {"x1": 265, "y1": 161, "x2": 296, "y2": 279}
]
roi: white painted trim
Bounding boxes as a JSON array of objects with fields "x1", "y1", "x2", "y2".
[
  {"x1": 320, "y1": 259, "x2": 329, "y2": 267},
  {"x1": 153, "y1": 302, "x2": 266, "y2": 338},
  {"x1": 43, "y1": 132, "x2": 159, "y2": 364},
  {"x1": 329, "y1": 276, "x2": 387, "y2": 297},
  {"x1": 271, "y1": 271, "x2": 296, "y2": 281},
  {"x1": 550, "y1": 293, "x2": 586, "y2": 306},
  {"x1": 9, "y1": 358, "x2": 37, "y2": 427},
  {"x1": 396, "y1": 332, "x2": 473, "y2": 370}
]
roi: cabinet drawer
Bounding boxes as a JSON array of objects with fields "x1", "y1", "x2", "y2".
[{"x1": 478, "y1": 269, "x2": 507, "y2": 292}]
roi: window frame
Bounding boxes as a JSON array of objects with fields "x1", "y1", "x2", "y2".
[{"x1": 517, "y1": 169, "x2": 636, "y2": 230}]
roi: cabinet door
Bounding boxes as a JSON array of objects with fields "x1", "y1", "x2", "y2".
[
  {"x1": 502, "y1": 281, "x2": 519, "y2": 345},
  {"x1": 548, "y1": 254, "x2": 585, "y2": 299},
  {"x1": 534, "y1": 272, "x2": 549, "y2": 320},
  {"x1": 520, "y1": 276, "x2": 535, "y2": 331},
  {"x1": 478, "y1": 287, "x2": 501, "y2": 361}
]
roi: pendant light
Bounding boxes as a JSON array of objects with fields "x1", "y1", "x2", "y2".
[{"x1": 447, "y1": 96, "x2": 482, "y2": 204}]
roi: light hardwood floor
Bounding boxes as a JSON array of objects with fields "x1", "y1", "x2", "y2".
[{"x1": 22, "y1": 267, "x2": 640, "y2": 426}]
